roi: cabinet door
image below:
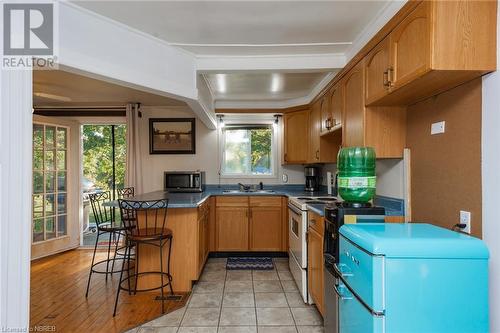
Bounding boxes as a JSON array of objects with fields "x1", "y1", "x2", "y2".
[
  {"x1": 307, "y1": 228, "x2": 324, "y2": 316},
  {"x1": 320, "y1": 93, "x2": 332, "y2": 134},
  {"x1": 330, "y1": 84, "x2": 343, "y2": 128},
  {"x1": 343, "y1": 63, "x2": 365, "y2": 147},
  {"x1": 283, "y1": 109, "x2": 310, "y2": 164},
  {"x1": 197, "y1": 216, "x2": 204, "y2": 275},
  {"x1": 309, "y1": 102, "x2": 321, "y2": 163},
  {"x1": 249, "y1": 207, "x2": 282, "y2": 251},
  {"x1": 204, "y1": 212, "x2": 210, "y2": 260},
  {"x1": 216, "y1": 207, "x2": 249, "y2": 251},
  {"x1": 365, "y1": 36, "x2": 391, "y2": 105},
  {"x1": 389, "y1": 1, "x2": 431, "y2": 90}
]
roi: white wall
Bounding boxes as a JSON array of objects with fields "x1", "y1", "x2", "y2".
[
  {"x1": 139, "y1": 107, "x2": 305, "y2": 193},
  {"x1": 322, "y1": 159, "x2": 405, "y2": 199},
  {"x1": 481, "y1": 3, "x2": 500, "y2": 330}
]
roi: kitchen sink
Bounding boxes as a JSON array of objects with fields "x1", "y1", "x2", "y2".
[{"x1": 222, "y1": 189, "x2": 275, "y2": 194}]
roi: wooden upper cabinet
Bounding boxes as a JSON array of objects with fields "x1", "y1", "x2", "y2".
[
  {"x1": 330, "y1": 84, "x2": 343, "y2": 129},
  {"x1": 320, "y1": 94, "x2": 331, "y2": 134},
  {"x1": 365, "y1": 36, "x2": 392, "y2": 105},
  {"x1": 389, "y1": 1, "x2": 431, "y2": 90},
  {"x1": 367, "y1": 0, "x2": 496, "y2": 106},
  {"x1": 283, "y1": 109, "x2": 309, "y2": 164},
  {"x1": 309, "y1": 101, "x2": 321, "y2": 163},
  {"x1": 342, "y1": 62, "x2": 365, "y2": 148}
]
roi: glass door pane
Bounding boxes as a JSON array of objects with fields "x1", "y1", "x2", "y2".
[
  {"x1": 32, "y1": 123, "x2": 69, "y2": 244},
  {"x1": 82, "y1": 124, "x2": 126, "y2": 246}
]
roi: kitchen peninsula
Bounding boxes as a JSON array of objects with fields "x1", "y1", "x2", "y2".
[{"x1": 119, "y1": 185, "x2": 332, "y2": 292}]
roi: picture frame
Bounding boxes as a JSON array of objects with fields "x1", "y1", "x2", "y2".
[{"x1": 149, "y1": 118, "x2": 196, "y2": 154}]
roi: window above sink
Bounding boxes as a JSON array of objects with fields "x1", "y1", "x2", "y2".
[{"x1": 218, "y1": 114, "x2": 279, "y2": 179}]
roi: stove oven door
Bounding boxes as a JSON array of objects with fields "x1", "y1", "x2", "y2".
[{"x1": 288, "y1": 203, "x2": 306, "y2": 267}]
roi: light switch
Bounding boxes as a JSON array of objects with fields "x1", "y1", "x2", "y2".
[{"x1": 431, "y1": 121, "x2": 446, "y2": 135}]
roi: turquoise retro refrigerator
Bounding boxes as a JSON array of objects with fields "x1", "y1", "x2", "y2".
[{"x1": 335, "y1": 223, "x2": 489, "y2": 333}]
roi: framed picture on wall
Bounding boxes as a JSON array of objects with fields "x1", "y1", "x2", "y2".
[{"x1": 149, "y1": 118, "x2": 196, "y2": 154}]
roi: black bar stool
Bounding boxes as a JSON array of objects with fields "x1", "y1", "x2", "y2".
[
  {"x1": 117, "y1": 187, "x2": 135, "y2": 199},
  {"x1": 85, "y1": 191, "x2": 133, "y2": 298},
  {"x1": 113, "y1": 198, "x2": 174, "y2": 316}
]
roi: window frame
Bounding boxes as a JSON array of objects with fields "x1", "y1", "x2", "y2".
[{"x1": 219, "y1": 121, "x2": 278, "y2": 179}]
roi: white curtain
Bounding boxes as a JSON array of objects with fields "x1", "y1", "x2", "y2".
[{"x1": 125, "y1": 103, "x2": 143, "y2": 194}]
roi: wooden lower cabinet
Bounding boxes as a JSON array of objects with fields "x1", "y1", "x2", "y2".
[
  {"x1": 216, "y1": 206, "x2": 249, "y2": 251},
  {"x1": 249, "y1": 206, "x2": 282, "y2": 251},
  {"x1": 215, "y1": 196, "x2": 284, "y2": 252},
  {"x1": 307, "y1": 213, "x2": 325, "y2": 317},
  {"x1": 197, "y1": 202, "x2": 210, "y2": 277}
]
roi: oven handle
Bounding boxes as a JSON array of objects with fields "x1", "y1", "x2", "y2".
[
  {"x1": 287, "y1": 203, "x2": 303, "y2": 216},
  {"x1": 333, "y1": 263, "x2": 385, "y2": 317}
]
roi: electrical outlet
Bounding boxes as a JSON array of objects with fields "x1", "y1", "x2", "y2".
[
  {"x1": 282, "y1": 174, "x2": 288, "y2": 183},
  {"x1": 431, "y1": 121, "x2": 446, "y2": 135},
  {"x1": 460, "y1": 210, "x2": 471, "y2": 234}
]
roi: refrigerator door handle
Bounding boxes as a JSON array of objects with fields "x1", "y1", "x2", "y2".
[
  {"x1": 333, "y1": 263, "x2": 353, "y2": 278},
  {"x1": 333, "y1": 284, "x2": 352, "y2": 301},
  {"x1": 334, "y1": 264, "x2": 385, "y2": 317}
]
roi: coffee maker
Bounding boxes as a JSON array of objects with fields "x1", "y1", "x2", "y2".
[{"x1": 304, "y1": 166, "x2": 320, "y2": 192}]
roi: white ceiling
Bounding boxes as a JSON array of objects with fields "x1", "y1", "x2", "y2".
[
  {"x1": 73, "y1": 1, "x2": 391, "y2": 56},
  {"x1": 204, "y1": 72, "x2": 331, "y2": 101},
  {"x1": 70, "y1": 0, "x2": 395, "y2": 108},
  {"x1": 34, "y1": 70, "x2": 186, "y2": 107}
]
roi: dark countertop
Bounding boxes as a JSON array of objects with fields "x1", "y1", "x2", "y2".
[
  {"x1": 111, "y1": 185, "x2": 405, "y2": 217},
  {"x1": 110, "y1": 185, "x2": 333, "y2": 209}
]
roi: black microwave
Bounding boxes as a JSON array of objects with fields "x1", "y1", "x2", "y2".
[{"x1": 164, "y1": 171, "x2": 205, "y2": 193}]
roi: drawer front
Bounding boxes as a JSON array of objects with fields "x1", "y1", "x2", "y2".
[
  {"x1": 216, "y1": 196, "x2": 249, "y2": 207},
  {"x1": 249, "y1": 196, "x2": 282, "y2": 207},
  {"x1": 308, "y1": 211, "x2": 324, "y2": 235},
  {"x1": 339, "y1": 235, "x2": 384, "y2": 311}
]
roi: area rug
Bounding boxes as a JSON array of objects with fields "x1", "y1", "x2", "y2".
[{"x1": 226, "y1": 257, "x2": 274, "y2": 270}]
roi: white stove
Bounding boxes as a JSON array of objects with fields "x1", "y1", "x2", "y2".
[
  {"x1": 288, "y1": 195, "x2": 339, "y2": 211},
  {"x1": 288, "y1": 195, "x2": 338, "y2": 304}
]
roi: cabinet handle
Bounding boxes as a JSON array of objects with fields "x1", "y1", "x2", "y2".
[
  {"x1": 387, "y1": 67, "x2": 394, "y2": 86},
  {"x1": 284, "y1": 153, "x2": 288, "y2": 162},
  {"x1": 316, "y1": 150, "x2": 320, "y2": 160},
  {"x1": 383, "y1": 69, "x2": 390, "y2": 88},
  {"x1": 310, "y1": 219, "x2": 316, "y2": 226},
  {"x1": 325, "y1": 118, "x2": 332, "y2": 130}
]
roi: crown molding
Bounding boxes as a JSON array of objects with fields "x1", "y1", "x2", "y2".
[
  {"x1": 345, "y1": 0, "x2": 407, "y2": 62},
  {"x1": 196, "y1": 53, "x2": 345, "y2": 73}
]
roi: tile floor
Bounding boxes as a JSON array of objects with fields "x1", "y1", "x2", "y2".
[{"x1": 129, "y1": 257, "x2": 324, "y2": 333}]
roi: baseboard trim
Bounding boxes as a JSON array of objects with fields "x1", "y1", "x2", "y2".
[{"x1": 209, "y1": 251, "x2": 288, "y2": 258}]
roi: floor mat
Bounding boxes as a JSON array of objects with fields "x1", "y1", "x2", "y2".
[{"x1": 226, "y1": 257, "x2": 274, "y2": 270}]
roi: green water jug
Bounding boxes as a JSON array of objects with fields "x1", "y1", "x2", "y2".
[{"x1": 337, "y1": 147, "x2": 376, "y2": 203}]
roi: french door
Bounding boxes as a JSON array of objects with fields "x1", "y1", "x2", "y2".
[{"x1": 32, "y1": 121, "x2": 78, "y2": 259}]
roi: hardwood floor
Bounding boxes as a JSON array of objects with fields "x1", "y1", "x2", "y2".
[{"x1": 30, "y1": 249, "x2": 188, "y2": 333}]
